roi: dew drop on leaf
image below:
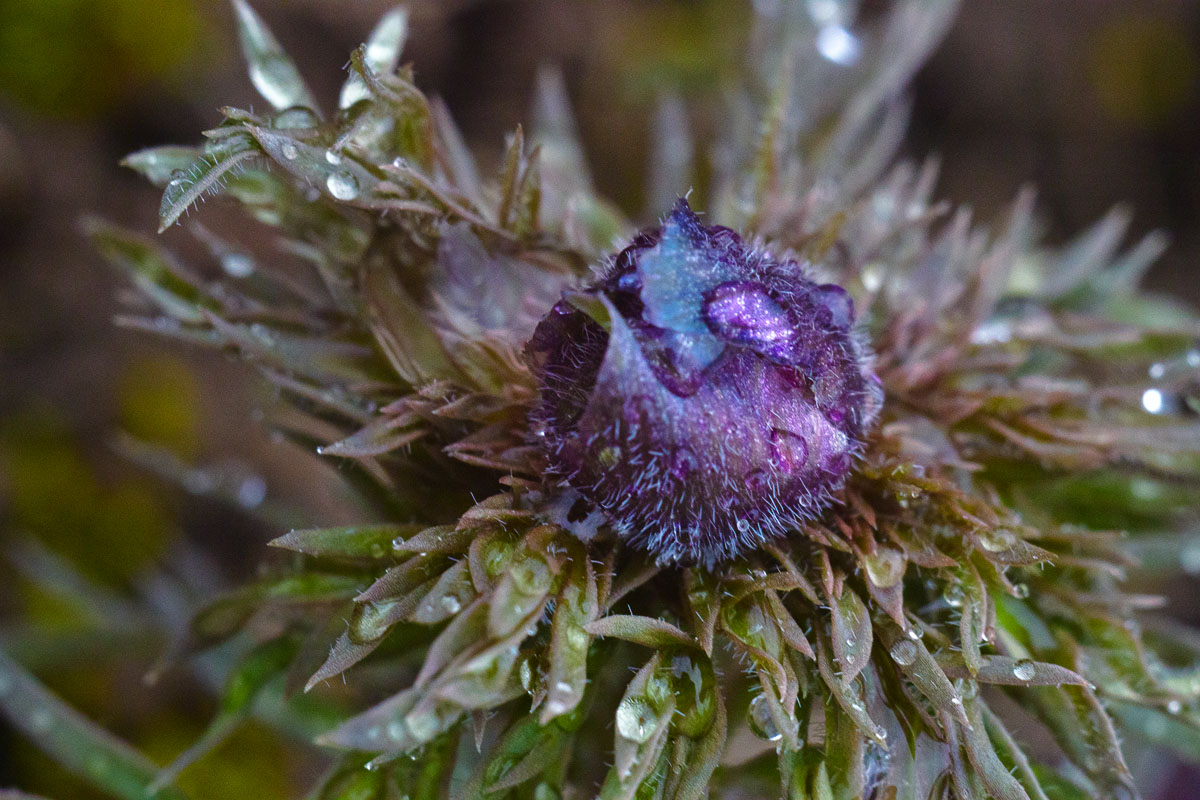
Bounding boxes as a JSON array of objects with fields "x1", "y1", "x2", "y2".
[
  {"x1": 747, "y1": 694, "x2": 782, "y2": 742},
  {"x1": 326, "y1": 170, "x2": 360, "y2": 201},
  {"x1": 615, "y1": 696, "x2": 656, "y2": 744},
  {"x1": 1012, "y1": 659, "x2": 1037, "y2": 681},
  {"x1": 864, "y1": 546, "x2": 905, "y2": 588},
  {"x1": 889, "y1": 639, "x2": 918, "y2": 667},
  {"x1": 979, "y1": 528, "x2": 1016, "y2": 552}
]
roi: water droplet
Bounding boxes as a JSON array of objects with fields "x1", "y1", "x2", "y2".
[
  {"x1": 942, "y1": 584, "x2": 965, "y2": 609},
  {"x1": 736, "y1": 518, "x2": 751, "y2": 533},
  {"x1": 281, "y1": 143, "x2": 299, "y2": 161},
  {"x1": 221, "y1": 252, "x2": 255, "y2": 277},
  {"x1": 1142, "y1": 387, "x2": 1165, "y2": 414},
  {"x1": 815, "y1": 24, "x2": 861, "y2": 65},
  {"x1": 1167, "y1": 699, "x2": 1183, "y2": 715},
  {"x1": 702, "y1": 280, "x2": 794, "y2": 350},
  {"x1": 440, "y1": 595, "x2": 461, "y2": 614},
  {"x1": 236, "y1": 475, "x2": 267, "y2": 509},
  {"x1": 272, "y1": 106, "x2": 319, "y2": 129},
  {"x1": 1012, "y1": 659, "x2": 1037, "y2": 681},
  {"x1": 324, "y1": 149, "x2": 343, "y2": 165},
  {"x1": 864, "y1": 546, "x2": 905, "y2": 588},
  {"x1": 769, "y1": 428, "x2": 810, "y2": 475},
  {"x1": 518, "y1": 656, "x2": 537, "y2": 692},
  {"x1": 167, "y1": 168, "x2": 185, "y2": 186},
  {"x1": 1187, "y1": 349, "x2": 1200, "y2": 368},
  {"x1": 1181, "y1": 538, "x2": 1200, "y2": 575},
  {"x1": 1149, "y1": 362, "x2": 1167, "y2": 379},
  {"x1": 978, "y1": 528, "x2": 1016, "y2": 553},
  {"x1": 326, "y1": 170, "x2": 360, "y2": 201},
  {"x1": 1012, "y1": 583, "x2": 1030, "y2": 599},
  {"x1": 615, "y1": 696, "x2": 657, "y2": 744},
  {"x1": 890, "y1": 639, "x2": 918, "y2": 667},
  {"x1": 747, "y1": 694, "x2": 782, "y2": 742}
]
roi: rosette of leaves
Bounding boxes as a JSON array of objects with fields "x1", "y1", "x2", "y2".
[{"x1": 46, "y1": 1, "x2": 1200, "y2": 799}]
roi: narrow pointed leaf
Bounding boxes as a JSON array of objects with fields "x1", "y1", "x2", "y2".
[{"x1": 231, "y1": 0, "x2": 320, "y2": 113}]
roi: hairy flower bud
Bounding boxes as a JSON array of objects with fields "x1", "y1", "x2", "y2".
[{"x1": 527, "y1": 199, "x2": 882, "y2": 564}]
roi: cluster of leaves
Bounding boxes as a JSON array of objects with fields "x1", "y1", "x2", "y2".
[{"x1": 4, "y1": 1, "x2": 1200, "y2": 800}]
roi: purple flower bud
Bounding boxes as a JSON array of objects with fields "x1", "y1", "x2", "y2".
[{"x1": 526, "y1": 199, "x2": 882, "y2": 565}]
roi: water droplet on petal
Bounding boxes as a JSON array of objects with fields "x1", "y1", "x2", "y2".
[
  {"x1": 769, "y1": 428, "x2": 809, "y2": 475},
  {"x1": 1167, "y1": 699, "x2": 1183, "y2": 715},
  {"x1": 324, "y1": 149, "x2": 343, "y2": 165},
  {"x1": 702, "y1": 281, "x2": 794, "y2": 350},
  {"x1": 281, "y1": 143, "x2": 299, "y2": 161}
]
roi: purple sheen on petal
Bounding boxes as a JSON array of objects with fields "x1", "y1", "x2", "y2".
[
  {"x1": 702, "y1": 281, "x2": 795, "y2": 350},
  {"x1": 525, "y1": 198, "x2": 882, "y2": 565},
  {"x1": 814, "y1": 282, "x2": 856, "y2": 329}
]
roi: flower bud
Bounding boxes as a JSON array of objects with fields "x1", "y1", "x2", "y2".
[{"x1": 526, "y1": 199, "x2": 881, "y2": 564}]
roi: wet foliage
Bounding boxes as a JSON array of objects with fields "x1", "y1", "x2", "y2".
[{"x1": 4, "y1": 1, "x2": 1200, "y2": 799}]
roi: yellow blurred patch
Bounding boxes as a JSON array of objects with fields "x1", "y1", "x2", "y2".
[{"x1": 1089, "y1": 15, "x2": 1197, "y2": 127}]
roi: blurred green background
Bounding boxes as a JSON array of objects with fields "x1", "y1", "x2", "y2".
[{"x1": 0, "y1": 1, "x2": 1198, "y2": 797}]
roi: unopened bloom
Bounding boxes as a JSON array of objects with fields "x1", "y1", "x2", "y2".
[{"x1": 528, "y1": 199, "x2": 881, "y2": 564}]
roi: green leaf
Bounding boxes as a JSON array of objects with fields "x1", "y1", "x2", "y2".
[
  {"x1": 269, "y1": 523, "x2": 420, "y2": 560},
  {"x1": 87, "y1": 220, "x2": 208, "y2": 321},
  {"x1": 542, "y1": 549, "x2": 595, "y2": 723},
  {"x1": 158, "y1": 136, "x2": 260, "y2": 231},
  {"x1": 150, "y1": 636, "x2": 299, "y2": 792},
  {"x1": 339, "y1": 7, "x2": 408, "y2": 109},
  {"x1": 121, "y1": 145, "x2": 203, "y2": 185},
  {"x1": 231, "y1": 0, "x2": 320, "y2": 113},
  {"x1": 830, "y1": 585, "x2": 872, "y2": 686},
  {"x1": 0, "y1": 647, "x2": 190, "y2": 800},
  {"x1": 586, "y1": 615, "x2": 695, "y2": 650}
]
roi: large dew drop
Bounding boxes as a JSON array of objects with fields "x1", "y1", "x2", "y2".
[
  {"x1": 326, "y1": 170, "x2": 360, "y2": 201},
  {"x1": 615, "y1": 696, "x2": 657, "y2": 744}
]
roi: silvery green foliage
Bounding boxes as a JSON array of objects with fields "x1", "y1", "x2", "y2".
[{"x1": 4, "y1": 2, "x2": 1200, "y2": 800}]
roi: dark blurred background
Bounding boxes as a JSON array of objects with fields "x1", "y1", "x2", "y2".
[{"x1": 0, "y1": 1, "x2": 1197, "y2": 797}]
